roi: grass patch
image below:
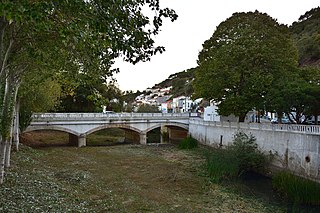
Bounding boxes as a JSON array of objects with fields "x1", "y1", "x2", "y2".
[
  {"x1": 206, "y1": 148, "x2": 239, "y2": 182},
  {"x1": 178, "y1": 136, "x2": 198, "y2": 149},
  {"x1": 205, "y1": 131, "x2": 269, "y2": 182},
  {"x1": 272, "y1": 171, "x2": 320, "y2": 205}
]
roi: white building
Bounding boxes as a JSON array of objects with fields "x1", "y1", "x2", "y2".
[
  {"x1": 204, "y1": 103, "x2": 220, "y2": 121},
  {"x1": 172, "y1": 96, "x2": 193, "y2": 113}
]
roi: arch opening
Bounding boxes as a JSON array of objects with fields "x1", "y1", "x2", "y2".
[
  {"x1": 145, "y1": 124, "x2": 189, "y2": 145},
  {"x1": 163, "y1": 125, "x2": 188, "y2": 145},
  {"x1": 86, "y1": 127, "x2": 141, "y2": 146},
  {"x1": 21, "y1": 130, "x2": 72, "y2": 148},
  {"x1": 147, "y1": 127, "x2": 161, "y2": 144}
]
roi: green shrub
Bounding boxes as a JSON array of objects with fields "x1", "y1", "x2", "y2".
[
  {"x1": 229, "y1": 131, "x2": 268, "y2": 176},
  {"x1": 178, "y1": 136, "x2": 198, "y2": 149},
  {"x1": 206, "y1": 131, "x2": 269, "y2": 182},
  {"x1": 272, "y1": 171, "x2": 320, "y2": 205}
]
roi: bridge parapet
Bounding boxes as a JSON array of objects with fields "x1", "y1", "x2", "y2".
[
  {"x1": 190, "y1": 118, "x2": 320, "y2": 135},
  {"x1": 32, "y1": 112, "x2": 198, "y2": 121}
]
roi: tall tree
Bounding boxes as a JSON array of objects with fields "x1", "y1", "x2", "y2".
[
  {"x1": 297, "y1": 66, "x2": 320, "y2": 124},
  {"x1": 266, "y1": 7, "x2": 320, "y2": 124},
  {"x1": 194, "y1": 11, "x2": 298, "y2": 122}
]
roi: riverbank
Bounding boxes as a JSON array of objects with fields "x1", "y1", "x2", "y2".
[{"x1": 1, "y1": 140, "x2": 287, "y2": 212}]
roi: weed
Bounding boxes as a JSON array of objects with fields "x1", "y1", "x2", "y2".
[
  {"x1": 272, "y1": 171, "x2": 320, "y2": 205},
  {"x1": 206, "y1": 148, "x2": 239, "y2": 182}
]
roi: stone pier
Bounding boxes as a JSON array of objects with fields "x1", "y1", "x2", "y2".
[
  {"x1": 139, "y1": 133, "x2": 147, "y2": 145},
  {"x1": 78, "y1": 135, "x2": 86, "y2": 147}
]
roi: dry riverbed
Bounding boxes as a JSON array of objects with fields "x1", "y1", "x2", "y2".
[{"x1": 0, "y1": 132, "x2": 286, "y2": 212}]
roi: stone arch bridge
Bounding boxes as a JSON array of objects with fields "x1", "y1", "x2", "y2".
[{"x1": 25, "y1": 113, "x2": 197, "y2": 147}]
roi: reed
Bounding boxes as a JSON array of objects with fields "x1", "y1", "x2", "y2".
[
  {"x1": 206, "y1": 149, "x2": 239, "y2": 182},
  {"x1": 272, "y1": 171, "x2": 320, "y2": 205}
]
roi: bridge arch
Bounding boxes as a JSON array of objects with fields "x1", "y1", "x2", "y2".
[
  {"x1": 144, "y1": 122, "x2": 189, "y2": 133},
  {"x1": 24, "y1": 125, "x2": 80, "y2": 136},
  {"x1": 86, "y1": 124, "x2": 142, "y2": 135}
]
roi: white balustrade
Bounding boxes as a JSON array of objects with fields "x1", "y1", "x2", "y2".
[
  {"x1": 32, "y1": 112, "x2": 195, "y2": 121},
  {"x1": 189, "y1": 118, "x2": 320, "y2": 135}
]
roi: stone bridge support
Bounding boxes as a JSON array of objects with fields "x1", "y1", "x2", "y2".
[
  {"x1": 160, "y1": 125, "x2": 168, "y2": 143},
  {"x1": 78, "y1": 135, "x2": 86, "y2": 147},
  {"x1": 139, "y1": 133, "x2": 147, "y2": 145}
]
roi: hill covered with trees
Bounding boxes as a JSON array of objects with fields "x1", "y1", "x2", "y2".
[
  {"x1": 291, "y1": 7, "x2": 320, "y2": 66},
  {"x1": 153, "y1": 67, "x2": 195, "y2": 97}
]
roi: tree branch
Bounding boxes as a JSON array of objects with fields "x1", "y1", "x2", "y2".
[
  {"x1": 0, "y1": 16, "x2": 8, "y2": 74},
  {"x1": 0, "y1": 38, "x2": 13, "y2": 80}
]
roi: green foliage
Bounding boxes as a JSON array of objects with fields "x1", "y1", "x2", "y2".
[
  {"x1": 229, "y1": 131, "x2": 268, "y2": 175},
  {"x1": 154, "y1": 68, "x2": 195, "y2": 97},
  {"x1": 291, "y1": 7, "x2": 320, "y2": 65},
  {"x1": 265, "y1": 66, "x2": 320, "y2": 123},
  {"x1": 122, "y1": 90, "x2": 142, "y2": 104},
  {"x1": 265, "y1": 7, "x2": 320, "y2": 123},
  {"x1": 19, "y1": 109, "x2": 33, "y2": 132},
  {"x1": 194, "y1": 11, "x2": 298, "y2": 121},
  {"x1": 58, "y1": 79, "x2": 124, "y2": 113},
  {"x1": 272, "y1": 171, "x2": 320, "y2": 205},
  {"x1": 206, "y1": 148, "x2": 239, "y2": 182},
  {"x1": 136, "y1": 104, "x2": 160, "y2": 113},
  {"x1": 19, "y1": 76, "x2": 61, "y2": 130},
  {"x1": 206, "y1": 131, "x2": 269, "y2": 182},
  {"x1": 0, "y1": 0, "x2": 178, "y2": 134},
  {"x1": 178, "y1": 136, "x2": 198, "y2": 149}
]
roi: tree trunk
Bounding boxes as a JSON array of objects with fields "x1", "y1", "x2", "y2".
[
  {"x1": 239, "y1": 114, "x2": 246, "y2": 122},
  {"x1": 277, "y1": 112, "x2": 283, "y2": 124},
  {"x1": 0, "y1": 137, "x2": 6, "y2": 184},
  {"x1": 13, "y1": 99, "x2": 20, "y2": 151},
  {"x1": 0, "y1": 74, "x2": 16, "y2": 183},
  {"x1": 314, "y1": 114, "x2": 318, "y2": 125},
  {"x1": 4, "y1": 138, "x2": 11, "y2": 168}
]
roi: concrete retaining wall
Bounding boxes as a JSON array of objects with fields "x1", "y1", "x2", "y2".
[{"x1": 189, "y1": 119, "x2": 320, "y2": 182}]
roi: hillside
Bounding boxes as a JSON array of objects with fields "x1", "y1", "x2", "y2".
[
  {"x1": 152, "y1": 67, "x2": 196, "y2": 97},
  {"x1": 122, "y1": 67, "x2": 196, "y2": 103},
  {"x1": 291, "y1": 7, "x2": 320, "y2": 66}
]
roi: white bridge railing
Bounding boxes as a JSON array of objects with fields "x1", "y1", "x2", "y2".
[
  {"x1": 190, "y1": 118, "x2": 320, "y2": 135},
  {"x1": 32, "y1": 112, "x2": 200, "y2": 121}
]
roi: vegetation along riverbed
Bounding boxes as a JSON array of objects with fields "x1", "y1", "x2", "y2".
[{"x1": 0, "y1": 131, "x2": 318, "y2": 212}]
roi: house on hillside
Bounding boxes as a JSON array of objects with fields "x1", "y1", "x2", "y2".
[
  {"x1": 172, "y1": 96, "x2": 193, "y2": 113},
  {"x1": 161, "y1": 99, "x2": 173, "y2": 113}
]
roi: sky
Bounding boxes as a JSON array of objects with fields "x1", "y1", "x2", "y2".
[{"x1": 114, "y1": 0, "x2": 320, "y2": 92}]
